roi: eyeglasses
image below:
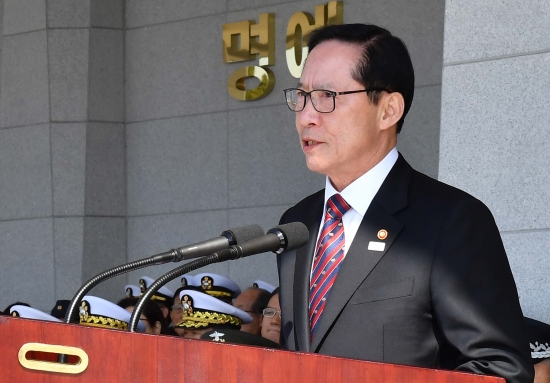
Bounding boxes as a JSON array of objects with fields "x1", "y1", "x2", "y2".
[
  {"x1": 283, "y1": 87, "x2": 388, "y2": 113},
  {"x1": 262, "y1": 307, "x2": 281, "y2": 318}
]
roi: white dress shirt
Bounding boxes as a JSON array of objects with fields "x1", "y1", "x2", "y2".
[{"x1": 315, "y1": 147, "x2": 398, "y2": 259}]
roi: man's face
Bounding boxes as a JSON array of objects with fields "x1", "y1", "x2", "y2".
[
  {"x1": 296, "y1": 40, "x2": 385, "y2": 188},
  {"x1": 233, "y1": 288, "x2": 262, "y2": 335}
]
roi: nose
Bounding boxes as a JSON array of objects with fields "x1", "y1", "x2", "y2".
[
  {"x1": 296, "y1": 95, "x2": 321, "y2": 129},
  {"x1": 270, "y1": 313, "x2": 281, "y2": 325}
]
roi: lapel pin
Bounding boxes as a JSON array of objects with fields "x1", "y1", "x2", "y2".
[
  {"x1": 377, "y1": 229, "x2": 388, "y2": 240},
  {"x1": 368, "y1": 241, "x2": 385, "y2": 252}
]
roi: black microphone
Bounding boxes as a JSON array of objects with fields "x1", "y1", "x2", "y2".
[
  {"x1": 63, "y1": 224, "x2": 264, "y2": 326},
  {"x1": 213, "y1": 222, "x2": 309, "y2": 262},
  {"x1": 150, "y1": 224, "x2": 265, "y2": 264}
]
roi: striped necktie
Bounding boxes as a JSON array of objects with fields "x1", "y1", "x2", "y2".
[{"x1": 309, "y1": 193, "x2": 351, "y2": 340}]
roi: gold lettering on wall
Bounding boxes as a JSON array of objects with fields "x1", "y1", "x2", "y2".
[
  {"x1": 222, "y1": 2, "x2": 343, "y2": 100},
  {"x1": 286, "y1": 1, "x2": 343, "y2": 78},
  {"x1": 227, "y1": 66, "x2": 276, "y2": 101},
  {"x1": 223, "y1": 13, "x2": 275, "y2": 100}
]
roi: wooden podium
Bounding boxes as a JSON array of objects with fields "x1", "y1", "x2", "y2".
[{"x1": 0, "y1": 315, "x2": 504, "y2": 382}]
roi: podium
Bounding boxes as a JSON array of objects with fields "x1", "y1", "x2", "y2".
[{"x1": 0, "y1": 315, "x2": 504, "y2": 382}]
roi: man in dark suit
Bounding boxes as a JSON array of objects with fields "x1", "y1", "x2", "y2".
[{"x1": 278, "y1": 24, "x2": 533, "y2": 383}]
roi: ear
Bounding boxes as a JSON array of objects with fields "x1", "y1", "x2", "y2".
[
  {"x1": 379, "y1": 92, "x2": 405, "y2": 131},
  {"x1": 153, "y1": 321, "x2": 162, "y2": 334},
  {"x1": 160, "y1": 306, "x2": 169, "y2": 318}
]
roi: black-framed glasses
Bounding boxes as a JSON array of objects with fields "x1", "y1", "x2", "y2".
[
  {"x1": 262, "y1": 307, "x2": 281, "y2": 318},
  {"x1": 283, "y1": 87, "x2": 388, "y2": 113}
]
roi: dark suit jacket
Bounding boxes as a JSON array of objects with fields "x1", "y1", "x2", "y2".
[{"x1": 278, "y1": 154, "x2": 534, "y2": 383}]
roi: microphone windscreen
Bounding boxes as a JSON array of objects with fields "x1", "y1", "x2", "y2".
[
  {"x1": 226, "y1": 224, "x2": 265, "y2": 243},
  {"x1": 271, "y1": 222, "x2": 309, "y2": 251}
]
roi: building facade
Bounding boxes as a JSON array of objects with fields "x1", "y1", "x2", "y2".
[{"x1": 0, "y1": 0, "x2": 548, "y2": 324}]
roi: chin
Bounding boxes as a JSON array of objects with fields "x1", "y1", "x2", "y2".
[
  {"x1": 305, "y1": 159, "x2": 329, "y2": 175},
  {"x1": 265, "y1": 330, "x2": 280, "y2": 344}
]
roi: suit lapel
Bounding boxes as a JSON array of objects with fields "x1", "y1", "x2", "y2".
[
  {"x1": 293, "y1": 192, "x2": 324, "y2": 352},
  {"x1": 310, "y1": 154, "x2": 412, "y2": 351}
]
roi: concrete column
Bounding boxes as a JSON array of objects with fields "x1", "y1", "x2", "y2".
[
  {"x1": 440, "y1": 0, "x2": 550, "y2": 323},
  {"x1": 0, "y1": 0, "x2": 126, "y2": 310}
]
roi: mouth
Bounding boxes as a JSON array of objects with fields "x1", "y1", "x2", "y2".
[{"x1": 302, "y1": 139, "x2": 322, "y2": 149}]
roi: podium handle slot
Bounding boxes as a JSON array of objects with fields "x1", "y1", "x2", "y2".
[{"x1": 18, "y1": 343, "x2": 89, "y2": 374}]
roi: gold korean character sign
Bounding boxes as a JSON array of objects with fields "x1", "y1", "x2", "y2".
[
  {"x1": 223, "y1": 2, "x2": 343, "y2": 101},
  {"x1": 223, "y1": 13, "x2": 275, "y2": 101},
  {"x1": 286, "y1": 1, "x2": 343, "y2": 78}
]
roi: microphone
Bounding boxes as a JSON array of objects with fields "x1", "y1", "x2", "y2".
[
  {"x1": 64, "y1": 224, "x2": 264, "y2": 325},
  {"x1": 150, "y1": 224, "x2": 265, "y2": 264},
  {"x1": 213, "y1": 222, "x2": 309, "y2": 262}
]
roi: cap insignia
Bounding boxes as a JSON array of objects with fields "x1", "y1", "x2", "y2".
[
  {"x1": 139, "y1": 278, "x2": 146, "y2": 293},
  {"x1": 209, "y1": 331, "x2": 225, "y2": 342},
  {"x1": 181, "y1": 277, "x2": 188, "y2": 287},
  {"x1": 201, "y1": 276, "x2": 213, "y2": 291},
  {"x1": 79, "y1": 300, "x2": 90, "y2": 322},
  {"x1": 182, "y1": 295, "x2": 194, "y2": 316}
]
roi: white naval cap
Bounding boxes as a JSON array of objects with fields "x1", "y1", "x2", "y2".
[
  {"x1": 252, "y1": 280, "x2": 277, "y2": 293},
  {"x1": 180, "y1": 273, "x2": 197, "y2": 288},
  {"x1": 139, "y1": 276, "x2": 174, "y2": 303},
  {"x1": 124, "y1": 284, "x2": 141, "y2": 298},
  {"x1": 79, "y1": 295, "x2": 145, "y2": 332},
  {"x1": 176, "y1": 289, "x2": 252, "y2": 330},
  {"x1": 194, "y1": 272, "x2": 241, "y2": 302},
  {"x1": 10, "y1": 305, "x2": 62, "y2": 322}
]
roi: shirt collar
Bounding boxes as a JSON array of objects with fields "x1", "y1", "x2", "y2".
[{"x1": 324, "y1": 147, "x2": 398, "y2": 216}]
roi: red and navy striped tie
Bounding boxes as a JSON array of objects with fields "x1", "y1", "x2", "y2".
[{"x1": 309, "y1": 193, "x2": 351, "y2": 340}]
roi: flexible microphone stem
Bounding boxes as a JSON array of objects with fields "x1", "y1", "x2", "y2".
[
  {"x1": 56, "y1": 252, "x2": 174, "y2": 362},
  {"x1": 57, "y1": 224, "x2": 264, "y2": 363},
  {"x1": 63, "y1": 251, "x2": 175, "y2": 325},
  {"x1": 63, "y1": 224, "x2": 264, "y2": 326}
]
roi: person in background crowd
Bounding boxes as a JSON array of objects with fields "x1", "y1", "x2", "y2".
[
  {"x1": 233, "y1": 286, "x2": 271, "y2": 335},
  {"x1": 118, "y1": 297, "x2": 168, "y2": 335},
  {"x1": 79, "y1": 295, "x2": 145, "y2": 332},
  {"x1": 525, "y1": 317, "x2": 550, "y2": 383},
  {"x1": 139, "y1": 276, "x2": 174, "y2": 326},
  {"x1": 10, "y1": 305, "x2": 80, "y2": 363},
  {"x1": 175, "y1": 289, "x2": 251, "y2": 339},
  {"x1": 10, "y1": 305, "x2": 61, "y2": 322},
  {"x1": 2, "y1": 301, "x2": 30, "y2": 315},
  {"x1": 200, "y1": 328, "x2": 280, "y2": 348},
  {"x1": 170, "y1": 286, "x2": 186, "y2": 336},
  {"x1": 260, "y1": 288, "x2": 281, "y2": 345},
  {"x1": 253, "y1": 280, "x2": 276, "y2": 293}
]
